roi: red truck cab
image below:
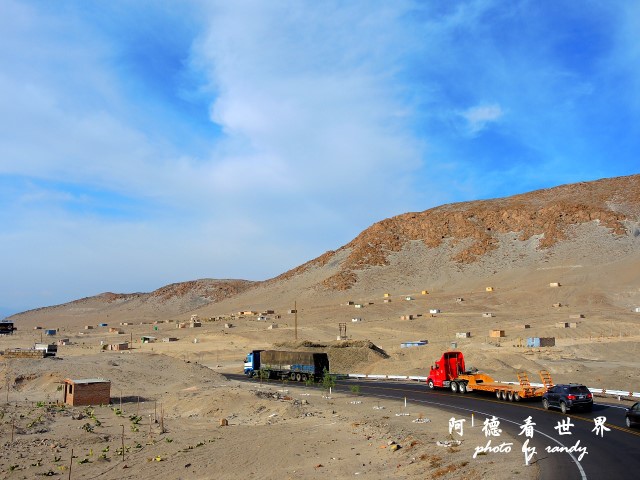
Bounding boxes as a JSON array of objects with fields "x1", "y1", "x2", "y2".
[{"x1": 427, "y1": 351, "x2": 466, "y2": 389}]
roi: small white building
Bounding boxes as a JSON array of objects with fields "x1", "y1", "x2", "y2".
[{"x1": 429, "y1": 309, "x2": 440, "y2": 314}]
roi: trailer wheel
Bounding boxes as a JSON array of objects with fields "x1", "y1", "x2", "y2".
[
  {"x1": 296, "y1": 373, "x2": 302, "y2": 382},
  {"x1": 459, "y1": 383, "x2": 467, "y2": 394},
  {"x1": 302, "y1": 374, "x2": 308, "y2": 382},
  {"x1": 495, "y1": 390, "x2": 502, "y2": 399},
  {"x1": 290, "y1": 373, "x2": 296, "y2": 380},
  {"x1": 513, "y1": 392, "x2": 521, "y2": 402},
  {"x1": 451, "y1": 382, "x2": 459, "y2": 393},
  {"x1": 501, "y1": 390, "x2": 508, "y2": 401},
  {"x1": 508, "y1": 391, "x2": 514, "y2": 402},
  {"x1": 427, "y1": 380, "x2": 435, "y2": 390}
]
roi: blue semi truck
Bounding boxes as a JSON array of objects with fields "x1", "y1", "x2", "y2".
[{"x1": 244, "y1": 350, "x2": 329, "y2": 382}]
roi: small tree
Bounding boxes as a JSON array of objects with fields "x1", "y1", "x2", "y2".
[
  {"x1": 321, "y1": 368, "x2": 336, "y2": 394},
  {"x1": 258, "y1": 369, "x2": 270, "y2": 385},
  {"x1": 349, "y1": 385, "x2": 361, "y2": 396}
]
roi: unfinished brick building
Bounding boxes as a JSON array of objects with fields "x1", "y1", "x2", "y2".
[{"x1": 63, "y1": 378, "x2": 111, "y2": 406}]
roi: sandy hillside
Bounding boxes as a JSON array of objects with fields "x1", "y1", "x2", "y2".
[{"x1": 0, "y1": 351, "x2": 534, "y2": 480}]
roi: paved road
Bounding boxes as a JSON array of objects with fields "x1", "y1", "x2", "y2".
[{"x1": 226, "y1": 373, "x2": 640, "y2": 479}]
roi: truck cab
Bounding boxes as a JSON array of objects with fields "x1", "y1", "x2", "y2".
[
  {"x1": 244, "y1": 350, "x2": 262, "y2": 376},
  {"x1": 427, "y1": 351, "x2": 466, "y2": 389}
]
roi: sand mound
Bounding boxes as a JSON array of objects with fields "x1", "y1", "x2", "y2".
[{"x1": 271, "y1": 339, "x2": 388, "y2": 374}]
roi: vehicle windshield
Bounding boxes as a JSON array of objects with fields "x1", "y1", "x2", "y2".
[{"x1": 569, "y1": 386, "x2": 590, "y2": 394}]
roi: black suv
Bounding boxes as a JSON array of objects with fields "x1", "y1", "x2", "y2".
[
  {"x1": 626, "y1": 402, "x2": 640, "y2": 428},
  {"x1": 542, "y1": 384, "x2": 593, "y2": 414}
]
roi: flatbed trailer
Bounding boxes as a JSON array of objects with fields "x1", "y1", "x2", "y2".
[{"x1": 427, "y1": 351, "x2": 553, "y2": 402}]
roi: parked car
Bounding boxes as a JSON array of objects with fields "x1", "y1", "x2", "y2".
[
  {"x1": 542, "y1": 384, "x2": 593, "y2": 414},
  {"x1": 626, "y1": 402, "x2": 640, "y2": 428}
]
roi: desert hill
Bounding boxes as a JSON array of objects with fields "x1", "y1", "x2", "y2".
[
  {"x1": 8, "y1": 174, "x2": 640, "y2": 327},
  {"x1": 8, "y1": 279, "x2": 255, "y2": 327}
]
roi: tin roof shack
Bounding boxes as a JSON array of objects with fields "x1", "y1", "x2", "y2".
[
  {"x1": 64, "y1": 378, "x2": 111, "y2": 406},
  {"x1": 527, "y1": 337, "x2": 556, "y2": 348},
  {"x1": 34, "y1": 343, "x2": 57, "y2": 357},
  {"x1": 0, "y1": 321, "x2": 15, "y2": 335},
  {"x1": 401, "y1": 340, "x2": 428, "y2": 348},
  {"x1": 103, "y1": 342, "x2": 129, "y2": 351}
]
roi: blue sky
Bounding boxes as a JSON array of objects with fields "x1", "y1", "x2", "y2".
[{"x1": 1, "y1": 0, "x2": 639, "y2": 316}]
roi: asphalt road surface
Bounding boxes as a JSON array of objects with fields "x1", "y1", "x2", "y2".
[{"x1": 227, "y1": 373, "x2": 640, "y2": 480}]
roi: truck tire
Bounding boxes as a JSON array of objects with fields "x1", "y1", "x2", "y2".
[
  {"x1": 459, "y1": 383, "x2": 467, "y2": 394},
  {"x1": 513, "y1": 392, "x2": 521, "y2": 402},
  {"x1": 427, "y1": 379, "x2": 435, "y2": 390},
  {"x1": 495, "y1": 390, "x2": 501, "y2": 399},
  {"x1": 501, "y1": 390, "x2": 508, "y2": 401},
  {"x1": 451, "y1": 382, "x2": 459, "y2": 393},
  {"x1": 296, "y1": 373, "x2": 302, "y2": 382},
  {"x1": 508, "y1": 391, "x2": 514, "y2": 402},
  {"x1": 302, "y1": 374, "x2": 308, "y2": 382}
]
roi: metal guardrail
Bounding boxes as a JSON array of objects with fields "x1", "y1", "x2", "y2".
[{"x1": 346, "y1": 374, "x2": 640, "y2": 399}]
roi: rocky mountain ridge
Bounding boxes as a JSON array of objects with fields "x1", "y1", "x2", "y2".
[{"x1": 271, "y1": 174, "x2": 640, "y2": 291}]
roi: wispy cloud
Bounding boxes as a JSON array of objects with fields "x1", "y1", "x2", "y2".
[{"x1": 460, "y1": 104, "x2": 504, "y2": 135}]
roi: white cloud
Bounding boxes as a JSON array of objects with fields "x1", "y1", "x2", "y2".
[
  {"x1": 0, "y1": 1, "x2": 431, "y2": 312},
  {"x1": 460, "y1": 104, "x2": 504, "y2": 135}
]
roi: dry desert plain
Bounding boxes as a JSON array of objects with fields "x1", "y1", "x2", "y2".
[{"x1": 2, "y1": 262, "x2": 640, "y2": 479}]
